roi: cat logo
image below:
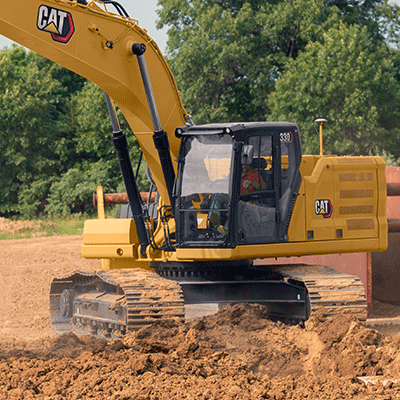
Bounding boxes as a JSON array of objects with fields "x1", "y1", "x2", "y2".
[
  {"x1": 315, "y1": 199, "x2": 333, "y2": 219},
  {"x1": 37, "y1": 5, "x2": 74, "y2": 44}
]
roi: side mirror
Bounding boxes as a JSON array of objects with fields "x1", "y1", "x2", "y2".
[{"x1": 241, "y1": 145, "x2": 254, "y2": 165}]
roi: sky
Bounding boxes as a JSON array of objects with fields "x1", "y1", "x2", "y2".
[{"x1": 0, "y1": 0, "x2": 169, "y2": 52}]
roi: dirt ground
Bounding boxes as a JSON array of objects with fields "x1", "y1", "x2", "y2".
[{"x1": 2, "y1": 235, "x2": 400, "y2": 399}]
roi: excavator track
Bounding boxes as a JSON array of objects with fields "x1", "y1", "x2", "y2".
[
  {"x1": 273, "y1": 264, "x2": 368, "y2": 321},
  {"x1": 49, "y1": 264, "x2": 367, "y2": 336},
  {"x1": 50, "y1": 269, "x2": 185, "y2": 337},
  {"x1": 153, "y1": 263, "x2": 367, "y2": 322}
]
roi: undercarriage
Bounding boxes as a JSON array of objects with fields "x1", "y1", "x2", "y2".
[{"x1": 49, "y1": 263, "x2": 367, "y2": 337}]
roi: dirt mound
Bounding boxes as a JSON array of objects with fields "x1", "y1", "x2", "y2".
[
  {"x1": 1, "y1": 235, "x2": 400, "y2": 399},
  {"x1": 2, "y1": 304, "x2": 400, "y2": 399},
  {"x1": 0, "y1": 217, "x2": 54, "y2": 238}
]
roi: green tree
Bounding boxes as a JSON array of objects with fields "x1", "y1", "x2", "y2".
[
  {"x1": 267, "y1": 22, "x2": 400, "y2": 156},
  {"x1": 158, "y1": 0, "x2": 400, "y2": 127},
  {"x1": 0, "y1": 46, "x2": 73, "y2": 216},
  {"x1": 326, "y1": 0, "x2": 385, "y2": 39},
  {"x1": 71, "y1": 82, "x2": 148, "y2": 190},
  {"x1": 0, "y1": 47, "x2": 147, "y2": 217},
  {"x1": 158, "y1": 0, "x2": 341, "y2": 123},
  {"x1": 44, "y1": 81, "x2": 149, "y2": 215},
  {"x1": 45, "y1": 160, "x2": 115, "y2": 216},
  {"x1": 374, "y1": 1, "x2": 400, "y2": 49}
]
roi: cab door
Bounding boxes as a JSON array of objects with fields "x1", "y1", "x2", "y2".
[{"x1": 237, "y1": 133, "x2": 281, "y2": 244}]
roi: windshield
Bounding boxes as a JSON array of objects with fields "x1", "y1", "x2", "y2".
[
  {"x1": 177, "y1": 134, "x2": 233, "y2": 245},
  {"x1": 180, "y1": 135, "x2": 232, "y2": 196}
]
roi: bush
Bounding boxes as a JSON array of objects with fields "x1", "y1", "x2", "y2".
[
  {"x1": 17, "y1": 177, "x2": 55, "y2": 218},
  {"x1": 45, "y1": 160, "x2": 117, "y2": 216}
]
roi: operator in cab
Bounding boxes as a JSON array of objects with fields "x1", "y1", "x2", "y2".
[{"x1": 241, "y1": 163, "x2": 267, "y2": 194}]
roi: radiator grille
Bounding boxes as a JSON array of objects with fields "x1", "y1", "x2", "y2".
[
  {"x1": 340, "y1": 189, "x2": 374, "y2": 198},
  {"x1": 340, "y1": 205, "x2": 374, "y2": 214},
  {"x1": 339, "y1": 172, "x2": 373, "y2": 182},
  {"x1": 346, "y1": 219, "x2": 375, "y2": 230},
  {"x1": 337, "y1": 158, "x2": 374, "y2": 164}
]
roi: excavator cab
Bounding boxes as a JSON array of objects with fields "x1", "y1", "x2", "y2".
[{"x1": 174, "y1": 122, "x2": 302, "y2": 249}]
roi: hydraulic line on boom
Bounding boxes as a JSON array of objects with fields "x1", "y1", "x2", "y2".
[
  {"x1": 105, "y1": 92, "x2": 150, "y2": 257},
  {"x1": 131, "y1": 42, "x2": 176, "y2": 207}
]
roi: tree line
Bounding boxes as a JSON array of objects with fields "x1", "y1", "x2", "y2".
[
  {"x1": 0, "y1": 46, "x2": 146, "y2": 217},
  {"x1": 159, "y1": 0, "x2": 400, "y2": 156},
  {"x1": 1, "y1": 0, "x2": 400, "y2": 218}
]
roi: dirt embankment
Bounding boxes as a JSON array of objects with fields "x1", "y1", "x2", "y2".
[
  {"x1": 2, "y1": 306, "x2": 400, "y2": 399},
  {"x1": 1, "y1": 235, "x2": 400, "y2": 399}
]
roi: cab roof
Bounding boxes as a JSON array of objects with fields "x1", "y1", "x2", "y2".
[{"x1": 175, "y1": 121, "x2": 299, "y2": 138}]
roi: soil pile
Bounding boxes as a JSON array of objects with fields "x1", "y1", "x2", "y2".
[
  {"x1": 0, "y1": 217, "x2": 54, "y2": 238},
  {"x1": 1, "y1": 236, "x2": 400, "y2": 399},
  {"x1": 1, "y1": 305, "x2": 400, "y2": 399}
]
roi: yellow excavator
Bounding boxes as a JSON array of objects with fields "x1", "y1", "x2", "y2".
[{"x1": 0, "y1": 0, "x2": 388, "y2": 336}]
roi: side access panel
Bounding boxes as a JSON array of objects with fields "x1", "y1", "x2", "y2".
[{"x1": 288, "y1": 155, "x2": 387, "y2": 250}]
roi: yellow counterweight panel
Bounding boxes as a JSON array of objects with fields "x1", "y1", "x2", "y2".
[{"x1": 288, "y1": 155, "x2": 387, "y2": 251}]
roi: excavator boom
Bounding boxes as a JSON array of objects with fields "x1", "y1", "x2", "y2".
[{"x1": 0, "y1": 0, "x2": 187, "y2": 202}]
